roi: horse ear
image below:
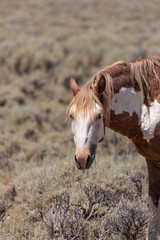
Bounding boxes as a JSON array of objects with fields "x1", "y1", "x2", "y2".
[
  {"x1": 70, "y1": 78, "x2": 80, "y2": 96},
  {"x1": 95, "y1": 75, "x2": 106, "y2": 95}
]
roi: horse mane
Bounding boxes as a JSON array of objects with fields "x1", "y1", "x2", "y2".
[
  {"x1": 130, "y1": 57, "x2": 160, "y2": 98},
  {"x1": 67, "y1": 57, "x2": 160, "y2": 125}
]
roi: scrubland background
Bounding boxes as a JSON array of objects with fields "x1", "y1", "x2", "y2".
[{"x1": 0, "y1": 0, "x2": 160, "y2": 239}]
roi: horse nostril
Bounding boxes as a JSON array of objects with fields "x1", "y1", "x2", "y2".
[
  {"x1": 75, "y1": 155, "x2": 78, "y2": 163},
  {"x1": 75, "y1": 155, "x2": 82, "y2": 169},
  {"x1": 86, "y1": 155, "x2": 91, "y2": 167}
]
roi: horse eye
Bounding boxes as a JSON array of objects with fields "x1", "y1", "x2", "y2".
[{"x1": 98, "y1": 114, "x2": 101, "y2": 120}]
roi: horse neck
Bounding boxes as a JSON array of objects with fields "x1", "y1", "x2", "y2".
[
  {"x1": 107, "y1": 65, "x2": 160, "y2": 140},
  {"x1": 106, "y1": 71, "x2": 141, "y2": 139}
]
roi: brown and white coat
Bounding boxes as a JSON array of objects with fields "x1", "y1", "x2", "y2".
[{"x1": 67, "y1": 57, "x2": 160, "y2": 240}]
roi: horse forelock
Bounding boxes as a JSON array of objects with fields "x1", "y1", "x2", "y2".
[
  {"x1": 66, "y1": 62, "x2": 121, "y2": 123},
  {"x1": 66, "y1": 82, "x2": 103, "y2": 119}
]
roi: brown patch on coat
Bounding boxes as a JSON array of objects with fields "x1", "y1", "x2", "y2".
[
  {"x1": 154, "y1": 121, "x2": 160, "y2": 139},
  {"x1": 110, "y1": 108, "x2": 160, "y2": 161},
  {"x1": 110, "y1": 111, "x2": 140, "y2": 139}
]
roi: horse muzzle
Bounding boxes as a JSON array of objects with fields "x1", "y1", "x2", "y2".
[{"x1": 74, "y1": 154, "x2": 95, "y2": 170}]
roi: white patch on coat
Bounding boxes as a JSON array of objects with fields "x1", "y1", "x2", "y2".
[
  {"x1": 70, "y1": 104, "x2": 105, "y2": 151},
  {"x1": 112, "y1": 87, "x2": 142, "y2": 117},
  {"x1": 141, "y1": 100, "x2": 160, "y2": 142},
  {"x1": 148, "y1": 196, "x2": 160, "y2": 239},
  {"x1": 112, "y1": 87, "x2": 160, "y2": 142}
]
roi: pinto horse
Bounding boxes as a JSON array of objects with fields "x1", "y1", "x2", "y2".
[{"x1": 67, "y1": 57, "x2": 160, "y2": 240}]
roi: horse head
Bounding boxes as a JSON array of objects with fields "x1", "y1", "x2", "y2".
[{"x1": 67, "y1": 76, "x2": 106, "y2": 170}]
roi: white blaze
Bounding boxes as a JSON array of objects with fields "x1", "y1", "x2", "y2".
[
  {"x1": 112, "y1": 87, "x2": 160, "y2": 142},
  {"x1": 70, "y1": 104, "x2": 104, "y2": 151}
]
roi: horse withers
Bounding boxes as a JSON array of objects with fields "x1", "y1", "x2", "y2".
[{"x1": 67, "y1": 57, "x2": 160, "y2": 240}]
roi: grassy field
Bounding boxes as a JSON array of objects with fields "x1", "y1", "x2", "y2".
[{"x1": 0, "y1": 0, "x2": 160, "y2": 239}]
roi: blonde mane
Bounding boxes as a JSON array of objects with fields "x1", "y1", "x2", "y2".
[
  {"x1": 130, "y1": 57, "x2": 160, "y2": 98},
  {"x1": 67, "y1": 57, "x2": 160, "y2": 125}
]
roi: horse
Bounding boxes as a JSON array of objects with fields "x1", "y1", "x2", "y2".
[{"x1": 66, "y1": 57, "x2": 160, "y2": 240}]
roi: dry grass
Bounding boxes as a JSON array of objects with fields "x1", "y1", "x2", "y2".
[
  {"x1": 0, "y1": 0, "x2": 159, "y2": 239},
  {"x1": 40, "y1": 173, "x2": 149, "y2": 240}
]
